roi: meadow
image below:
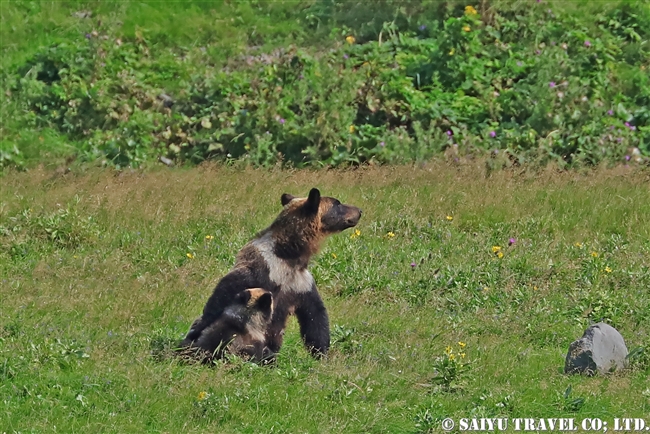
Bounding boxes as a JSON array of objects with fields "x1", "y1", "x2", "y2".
[
  {"x1": 1, "y1": 0, "x2": 649, "y2": 432},
  {"x1": 1, "y1": 162, "x2": 649, "y2": 432}
]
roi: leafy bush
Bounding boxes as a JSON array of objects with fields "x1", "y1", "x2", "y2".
[{"x1": 2, "y1": 0, "x2": 649, "y2": 168}]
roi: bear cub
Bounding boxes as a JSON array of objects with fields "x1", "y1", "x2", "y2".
[
  {"x1": 183, "y1": 288, "x2": 274, "y2": 363},
  {"x1": 180, "y1": 188, "x2": 362, "y2": 359}
]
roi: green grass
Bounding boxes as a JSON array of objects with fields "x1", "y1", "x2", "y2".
[
  {"x1": 1, "y1": 163, "x2": 649, "y2": 432},
  {"x1": 0, "y1": 0, "x2": 307, "y2": 70}
]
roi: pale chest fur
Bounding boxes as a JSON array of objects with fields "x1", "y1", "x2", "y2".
[{"x1": 250, "y1": 233, "x2": 315, "y2": 294}]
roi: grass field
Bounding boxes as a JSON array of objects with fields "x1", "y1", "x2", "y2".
[{"x1": 1, "y1": 162, "x2": 649, "y2": 432}]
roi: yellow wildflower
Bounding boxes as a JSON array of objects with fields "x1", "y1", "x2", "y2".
[
  {"x1": 461, "y1": 353, "x2": 466, "y2": 358},
  {"x1": 186, "y1": 252, "x2": 194, "y2": 259},
  {"x1": 449, "y1": 353, "x2": 456, "y2": 361},
  {"x1": 346, "y1": 35, "x2": 355, "y2": 45},
  {"x1": 198, "y1": 391, "x2": 208, "y2": 400},
  {"x1": 458, "y1": 341, "x2": 466, "y2": 348},
  {"x1": 574, "y1": 242, "x2": 583, "y2": 248},
  {"x1": 463, "y1": 25, "x2": 471, "y2": 32},
  {"x1": 205, "y1": 235, "x2": 214, "y2": 241},
  {"x1": 350, "y1": 229, "x2": 361, "y2": 239},
  {"x1": 349, "y1": 125, "x2": 355, "y2": 134},
  {"x1": 591, "y1": 251, "x2": 599, "y2": 258},
  {"x1": 492, "y1": 246, "x2": 502, "y2": 253},
  {"x1": 449, "y1": 48, "x2": 455, "y2": 56},
  {"x1": 387, "y1": 231, "x2": 395, "y2": 238},
  {"x1": 497, "y1": 251, "x2": 504, "y2": 259},
  {"x1": 446, "y1": 215, "x2": 453, "y2": 221},
  {"x1": 605, "y1": 266, "x2": 612, "y2": 273},
  {"x1": 445, "y1": 345, "x2": 452, "y2": 354},
  {"x1": 331, "y1": 253, "x2": 337, "y2": 259},
  {"x1": 465, "y1": 5, "x2": 478, "y2": 15}
]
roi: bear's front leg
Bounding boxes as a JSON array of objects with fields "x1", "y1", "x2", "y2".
[
  {"x1": 295, "y1": 290, "x2": 330, "y2": 358},
  {"x1": 265, "y1": 302, "x2": 290, "y2": 355},
  {"x1": 179, "y1": 316, "x2": 205, "y2": 347}
]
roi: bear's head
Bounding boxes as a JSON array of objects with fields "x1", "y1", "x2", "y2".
[
  {"x1": 280, "y1": 188, "x2": 362, "y2": 233},
  {"x1": 230, "y1": 288, "x2": 274, "y2": 323},
  {"x1": 268, "y1": 188, "x2": 362, "y2": 260}
]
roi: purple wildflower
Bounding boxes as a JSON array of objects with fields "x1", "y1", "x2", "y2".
[
  {"x1": 630, "y1": 126, "x2": 636, "y2": 131},
  {"x1": 343, "y1": 54, "x2": 349, "y2": 60},
  {"x1": 419, "y1": 24, "x2": 427, "y2": 31},
  {"x1": 446, "y1": 130, "x2": 452, "y2": 136},
  {"x1": 379, "y1": 141, "x2": 385, "y2": 147},
  {"x1": 549, "y1": 82, "x2": 556, "y2": 88},
  {"x1": 584, "y1": 40, "x2": 591, "y2": 47},
  {"x1": 625, "y1": 155, "x2": 631, "y2": 161},
  {"x1": 410, "y1": 262, "x2": 417, "y2": 269},
  {"x1": 607, "y1": 110, "x2": 613, "y2": 116},
  {"x1": 535, "y1": 49, "x2": 541, "y2": 55},
  {"x1": 279, "y1": 118, "x2": 286, "y2": 124},
  {"x1": 625, "y1": 122, "x2": 630, "y2": 127},
  {"x1": 489, "y1": 131, "x2": 496, "y2": 138},
  {"x1": 85, "y1": 33, "x2": 92, "y2": 39},
  {"x1": 509, "y1": 238, "x2": 516, "y2": 246}
]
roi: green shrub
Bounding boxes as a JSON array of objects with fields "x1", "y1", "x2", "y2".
[{"x1": 2, "y1": 0, "x2": 649, "y2": 169}]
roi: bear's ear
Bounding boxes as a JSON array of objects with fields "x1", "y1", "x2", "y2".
[
  {"x1": 234, "y1": 289, "x2": 252, "y2": 305},
  {"x1": 304, "y1": 188, "x2": 321, "y2": 214},
  {"x1": 281, "y1": 193, "x2": 295, "y2": 206},
  {"x1": 257, "y1": 292, "x2": 273, "y2": 313}
]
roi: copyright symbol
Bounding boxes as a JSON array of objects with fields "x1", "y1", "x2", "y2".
[{"x1": 441, "y1": 418, "x2": 455, "y2": 431}]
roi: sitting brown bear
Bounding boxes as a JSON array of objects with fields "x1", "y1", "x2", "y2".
[{"x1": 180, "y1": 188, "x2": 362, "y2": 358}]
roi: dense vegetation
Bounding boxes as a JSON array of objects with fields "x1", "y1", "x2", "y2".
[{"x1": 1, "y1": 0, "x2": 649, "y2": 169}]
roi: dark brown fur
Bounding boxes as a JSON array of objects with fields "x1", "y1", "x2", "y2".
[
  {"x1": 181, "y1": 288, "x2": 274, "y2": 363},
  {"x1": 180, "y1": 188, "x2": 362, "y2": 358}
]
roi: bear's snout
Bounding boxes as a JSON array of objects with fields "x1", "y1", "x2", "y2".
[{"x1": 345, "y1": 207, "x2": 362, "y2": 227}]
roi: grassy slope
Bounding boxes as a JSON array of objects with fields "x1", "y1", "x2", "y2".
[
  {"x1": 3, "y1": 0, "x2": 648, "y2": 169},
  {"x1": 0, "y1": 0, "x2": 311, "y2": 166},
  {"x1": 1, "y1": 1, "x2": 308, "y2": 70},
  {"x1": 1, "y1": 163, "x2": 649, "y2": 432}
]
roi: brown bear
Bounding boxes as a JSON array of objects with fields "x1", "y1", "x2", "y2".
[
  {"x1": 180, "y1": 188, "x2": 362, "y2": 358},
  {"x1": 182, "y1": 288, "x2": 274, "y2": 363}
]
